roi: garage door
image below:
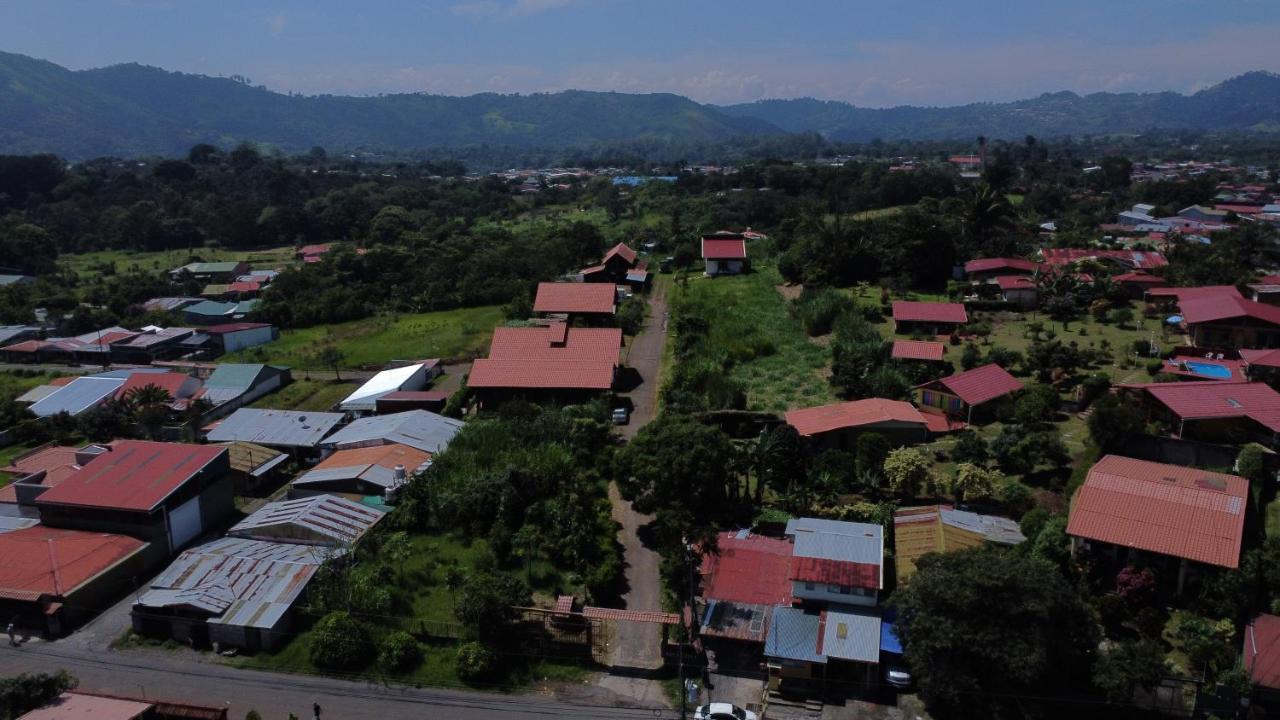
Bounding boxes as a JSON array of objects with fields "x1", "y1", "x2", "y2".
[{"x1": 168, "y1": 495, "x2": 203, "y2": 550}]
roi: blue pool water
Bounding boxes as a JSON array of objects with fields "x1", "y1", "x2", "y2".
[{"x1": 1184, "y1": 361, "x2": 1232, "y2": 379}]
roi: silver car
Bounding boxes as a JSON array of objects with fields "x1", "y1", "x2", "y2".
[{"x1": 693, "y1": 702, "x2": 757, "y2": 720}]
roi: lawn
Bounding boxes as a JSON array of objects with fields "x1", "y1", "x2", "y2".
[
  {"x1": 226, "y1": 305, "x2": 504, "y2": 369},
  {"x1": 60, "y1": 245, "x2": 297, "y2": 278},
  {"x1": 0, "y1": 370, "x2": 64, "y2": 402},
  {"x1": 248, "y1": 379, "x2": 356, "y2": 412},
  {"x1": 675, "y1": 266, "x2": 837, "y2": 412}
]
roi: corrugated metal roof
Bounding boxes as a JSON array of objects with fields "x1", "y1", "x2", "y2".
[
  {"x1": 29, "y1": 377, "x2": 125, "y2": 417},
  {"x1": 892, "y1": 301, "x2": 968, "y2": 324},
  {"x1": 533, "y1": 282, "x2": 617, "y2": 314},
  {"x1": 700, "y1": 531, "x2": 793, "y2": 606},
  {"x1": 137, "y1": 537, "x2": 333, "y2": 630},
  {"x1": 785, "y1": 398, "x2": 927, "y2": 437},
  {"x1": 204, "y1": 364, "x2": 271, "y2": 389},
  {"x1": 37, "y1": 440, "x2": 226, "y2": 512},
  {"x1": 15, "y1": 385, "x2": 59, "y2": 403},
  {"x1": 228, "y1": 495, "x2": 384, "y2": 546},
  {"x1": 1136, "y1": 381, "x2": 1280, "y2": 433},
  {"x1": 1246, "y1": 614, "x2": 1280, "y2": 690},
  {"x1": 0, "y1": 527, "x2": 146, "y2": 600},
  {"x1": 891, "y1": 340, "x2": 946, "y2": 362},
  {"x1": 205, "y1": 408, "x2": 344, "y2": 448},
  {"x1": 701, "y1": 237, "x2": 748, "y2": 260},
  {"x1": 340, "y1": 363, "x2": 430, "y2": 410},
  {"x1": 18, "y1": 692, "x2": 154, "y2": 720},
  {"x1": 1067, "y1": 454, "x2": 1247, "y2": 568},
  {"x1": 924, "y1": 364, "x2": 1024, "y2": 406},
  {"x1": 700, "y1": 600, "x2": 771, "y2": 643},
  {"x1": 322, "y1": 410, "x2": 463, "y2": 454},
  {"x1": 785, "y1": 518, "x2": 883, "y2": 565},
  {"x1": 822, "y1": 608, "x2": 880, "y2": 663},
  {"x1": 765, "y1": 607, "x2": 825, "y2": 664},
  {"x1": 294, "y1": 443, "x2": 431, "y2": 490}
]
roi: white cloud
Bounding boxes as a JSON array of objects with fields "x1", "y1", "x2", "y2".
[{"x1": 450, "y1": 0, "x2": 578, "y2": 20}]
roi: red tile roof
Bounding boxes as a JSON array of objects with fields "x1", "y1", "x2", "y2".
[
  {"x1": 115, "y1": 372, "x2": 192, "y2": 401},
  {"x1": 602, "y1": 242, "x2": 638, "y2": 266},
  {"x1": 963, "y1": 257, "x2": 1039, "y2": 275},
  {"x1": 995, "y1": 275, "x2": 1037, "y2": 291},
  {"x1": 1067, "y1": 455, "x2": 1246, "y2": 568},
  {"x1": 1132, "y1": 380, "x2": 1280, "y2": 433},
  {"x1": 468, "y1": 359, "x2": 615, "y2": 390},
  {"x1": 37, "y1": 440, "x2": 227, "y2": 512},
  {"x1": 891, "y1": 340, "x2": 946, "y2": 362},
  {"x1": 1146, "y1": 285, "x2": 1242, "y2": 301},
  {"x1": 227, "y1": 280, "x2": 263, "y2": 293},
  {"x1": 1040, "y1": 248, "x2": 1168, "y2": 270},
  {"x1": 925, "y1": 364, "x2": 1024, "y2": 406},
  {"x1": 1246, "y1": 614, "x2": 1280, "y2": 689},
  {"x1": 1180, "y1": 295, "x2": 1280, "y2": 327},
  {"x1": 785, "y1": 398, "x2": 927, "y2": 437},
  {"x1": 532, "y1": 282, "x2": 617, "y2": 315},
  {"x1": 488, "y1": 326, "x2": 622, "y2": 365},
  {"x1": 700, "y1": 531, "x2": 794, "y2": 606},
  {"x1": 701, "y1": 237, "x2": 748, "y2": 260},
  {"x1": 204, "y1": 322, "x2": 273, "y2": 334},
  {"x1": 892, "y1": 301, "x2": 968, "y2": 324},
  {"x1": 1113, "y1": 272, "x2": 1167, "y2": 285},
  {"x1": 791, "y1": 557, "x2": 880, "y2": 589},
  {"x1": 0, "y1": 527, "x2": 145, "y2": 601},
  {"x1": 1240, "y1": 348, "x2": 1280, "y2": 368}
]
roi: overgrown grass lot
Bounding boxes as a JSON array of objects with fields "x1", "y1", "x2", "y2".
[{"x1": 227, "y1": 305, "x2": 503, "y2": 369}]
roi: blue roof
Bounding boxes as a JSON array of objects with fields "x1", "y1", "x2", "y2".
[
  {"x1": 29, "y1": 376, "x2": 125, "y2": 417},
  {"x1": 764, "y1": 607, "x2": 825, "y2": 664}
]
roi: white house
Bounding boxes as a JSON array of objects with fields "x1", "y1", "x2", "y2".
[
  {"x1": 701, "y1": 233, "x2": 748, "y2": 276},
  {"x1": 339, "y1": 361, "x2": 440, "y2": 415}
]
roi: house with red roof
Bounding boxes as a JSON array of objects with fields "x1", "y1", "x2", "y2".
[
  {"x1": 892, "y1": 301, "x2": 968, "y2": 335},
  {"x1": 0, "y1": 526, "x2": 150, "y2": 636},
  {"x1": 1067, "y1": 455, "x2": 1247, "y2": 592},
  {"x1": 913, "y1": 364, "x2": 1024, "y2": 424},
  {"x1": 962, "y1": 257, "x2": 1039, "y2": 281},
  {"x1": 467, "y1": 323, "x2": 623, "y2": 405},
  {"x1": 580, "y1": 242, "x2": 646, "y2": 289},
  {"x1": 994, "y1": 275, "x2": 1038, "y2": 307},
  {"x1": 891, "y1": 340, "x2": 947, "y2": 364},
  {"x1": 1178, "y1": 294, "x2": 1280, "y2": 349},
  {"x1": 698, "y1": 531, "x2": 794, "y2": 644},
  {"x1": 532, "y1": 282, "x2": 617, "y2": 319},
  {"x1": 1244, "y1": 614, "x2": 1280, "y2": 702},
  {"x1": 1119, "y1": 380, "x2": 1280, "y2": 447},
  {"x1": 35, "y1": 440, "x2": 233, "y2": 558},
  {"x1": 785, "y1": 398, "x2": 930, "y2": 448},
  {"x1": 1112, "y1": 271, "x2": 1169, "y2": 299},
  {"x1": 1249, "y1": 274, "x2": 1280, "y2": 306},
  {"x1": 701, "y1": 232, "x2": 748, "y2": 276}
]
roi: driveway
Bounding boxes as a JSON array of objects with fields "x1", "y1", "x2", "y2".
[{"x1": 618, "y1": 279, "x2": 669, "y2": 440}]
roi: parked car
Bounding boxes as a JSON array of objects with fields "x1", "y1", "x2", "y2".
[
  {"x1": 694, "y1": 703, "x2": 757, "y2": 720},
  {"x1": 611, "y1": 407, "x2": 630, "y2": 425},
  {"x1": 884, "y1": 665, "x2": 914, "y2": 690}
]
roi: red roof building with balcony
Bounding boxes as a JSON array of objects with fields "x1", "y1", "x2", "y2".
[{"x1": 913, "y1": 364, "x2": 1024, "y2": 423}]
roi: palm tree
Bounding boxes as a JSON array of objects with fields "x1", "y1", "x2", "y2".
[
  {"x1": 957, "y1": 183, "x2": 1017, "y2": 258},
  {"x1": 124, "y1": 384, "x2": 174, "y2": 440}
]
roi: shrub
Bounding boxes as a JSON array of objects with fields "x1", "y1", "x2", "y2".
[
  {"x1": 1144, "y1": 358, "x2": 1164, "y2": 376},
  {"x1": 246, "y1": 713, "x2": 262, "y2": 720},
  {"x1": 378, "y1": 631, "x2": 423, "y2": 673},
  {"x1": 1132, "y1": 339, "x2": 1152, "y2": 356},
  {"x1": 792, "y1": 287, "x2": 854, "y2": 336},
  {"x1": 309, "y1": 611, "x2": 375, "y2": 671},
  {"x1": 949, "y1": 430, "x2": 989, "y2": 465},
  {"x1": 455, "y1": 641, "x2": 500, "y2": 683}
]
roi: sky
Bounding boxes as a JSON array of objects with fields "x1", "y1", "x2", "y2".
[{"x1": 1, "y1": 0, "x2": 1278, "y2": 107}]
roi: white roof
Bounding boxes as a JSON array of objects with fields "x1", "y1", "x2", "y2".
[{"x1": 340, "y1": 363, "x2": 430, "y2": 411}]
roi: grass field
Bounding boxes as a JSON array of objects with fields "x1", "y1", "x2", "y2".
[
  {"x1": 61, "y1": 246, "x2": 298, "y2": 278},
  {"x1": 0, "y1": 370, "x2": 64, "y2": 402},
  {"x1": 675, "y1": 267, "x2": 837, "y2": 413},
  {"x1": 248, "y1": 379, "x2": 357, "y2": 412},
  {"x1": 227, "y1": 305, "x2": 504, "y2": 369}
]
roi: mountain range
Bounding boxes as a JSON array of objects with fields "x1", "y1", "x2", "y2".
[{"x1": 2, "y1": 51, "x2": 1279, "y2": 160}]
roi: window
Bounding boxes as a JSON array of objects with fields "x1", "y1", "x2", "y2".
[{"x1": 804, "y1": 582, "x2": 815, "y2": 591}]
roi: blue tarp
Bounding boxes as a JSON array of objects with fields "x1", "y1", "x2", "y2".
[
  {"x1": 1166, "y1": 315, "x2": 1184, "y2": 324},
  {"x1": 880, "y1": 619, "x2": 903, "y2": 655}
]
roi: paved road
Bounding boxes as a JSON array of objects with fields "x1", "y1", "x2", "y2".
[{"x1": 0, "y1": 643, "x2": 677, "y2": 720}]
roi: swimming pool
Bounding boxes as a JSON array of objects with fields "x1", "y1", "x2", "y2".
[{"x1": 1183, "y1": 361, "x2": 1233, "y2": 379}]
